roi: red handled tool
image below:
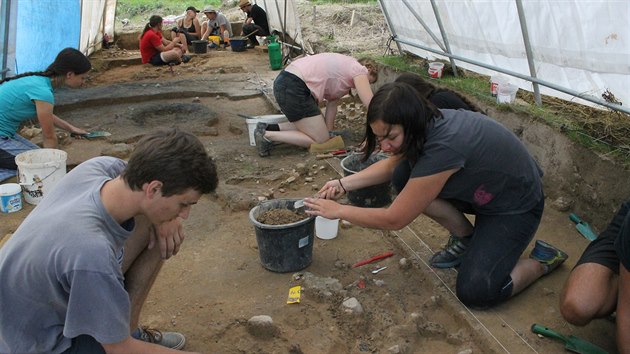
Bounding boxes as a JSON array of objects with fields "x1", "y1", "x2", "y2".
[{"x1": 352, "y1": 251, "x2": 394, "y2": 268}]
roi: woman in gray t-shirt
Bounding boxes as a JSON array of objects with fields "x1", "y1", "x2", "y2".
[{"x1": 305, "y1": 82, "x2": 567, "y2": 309}]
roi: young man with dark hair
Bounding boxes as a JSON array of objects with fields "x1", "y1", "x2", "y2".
[{"x1": 0, "y1": 128, "x2": 217, "y2": 353}]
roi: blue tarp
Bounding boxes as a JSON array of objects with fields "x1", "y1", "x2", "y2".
[{"x1": 14, "y1": 0, "x2": 81, "y2": 73}]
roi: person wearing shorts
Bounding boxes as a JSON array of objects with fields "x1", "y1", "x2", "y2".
[
  {"x1": 254, "y1": 53, "x2": 378, "y2": 157},
  {"x1": 561, "y1": 200, "x2": 630, "y2": 351},
  {"x1": 139, "y1": 15, "x2": 189, "y2": 66}
]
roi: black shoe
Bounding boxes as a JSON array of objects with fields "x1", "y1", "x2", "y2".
[
  {"x1": 254, "y1": 122, "x2": 273, "y2": 157},
  {"x1": 429, "y1": 234, "x2": 471, "y2": 269},
  {"x1": 181, "y1": 54, "x2": 191, "y2": 63}
]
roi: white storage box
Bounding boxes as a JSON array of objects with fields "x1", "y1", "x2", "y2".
[{"x1": 245, "y1": 114, "x2": 289, "y2": 146}]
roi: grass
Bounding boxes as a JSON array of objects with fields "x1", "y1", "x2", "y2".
[
  {"x1": 372, "y1": 54, "x2": 630, "y2": 165},
  {"x1": 116, "y1": 0, "x2": 222, "y2": 23}
]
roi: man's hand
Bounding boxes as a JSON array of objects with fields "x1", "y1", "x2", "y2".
[{"x1": 148, "y1": 219, "x2": 184, "y2": 259}]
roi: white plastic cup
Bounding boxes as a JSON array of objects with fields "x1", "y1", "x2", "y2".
[
  {"x1": 427, "y1": 62, "x2": 444, "y2": 79},
  {"x1": 315, "y1": 216, "x2": 339, "y2": 240},
  {"x1": 490, "y1": 75, "x2": 509, "y2": 97},
  {"x1": 497, "y1": 83, "x2": 518, "y2": 104},
  {"x1": 0, "y1": 183, "x2": 23, "y2": 213}
]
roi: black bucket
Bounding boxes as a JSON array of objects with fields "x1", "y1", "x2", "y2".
[
  {"x1": 191, "y1": 40, "x2": 208, "y2": 54},
  {"x1": 249, "y1": 199, "x2": 315, "y2": 273},
  {"x1": 341, "y1": 153, "x2": 392, "y2": 208}
]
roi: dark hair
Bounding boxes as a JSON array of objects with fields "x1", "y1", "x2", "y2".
[
  {"x1": 364, "y1": 82, "x2": 442, "y2": 163},
  {"x1": 0, "y1": 47, "x2": 90, "y2": 85},
  {"x1": 141, "y1": 15, "x2": 163, "y2": 39},
  {"x1": 395, "y1": 72, "x2": 484, "y2": 113},
  {"x1": 122, "y1": 128, "x2": 218, "y2": 196}
]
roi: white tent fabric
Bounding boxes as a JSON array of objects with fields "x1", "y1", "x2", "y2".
[
  {"x1": 1, "y1": 0, "x2": 116, "y2": 77},
  {"x1": 380, "y1": 0, "x2": 630, "y2": 109},
  {"x1": 256, "y1": 0, "x2": 312, "y2": 55}
]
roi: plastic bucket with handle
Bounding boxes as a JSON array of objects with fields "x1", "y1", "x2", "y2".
[{"x1": 15, "y1": 149, "x2": 67, "y2": 205}]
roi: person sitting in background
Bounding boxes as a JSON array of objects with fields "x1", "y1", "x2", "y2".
[
  {"x1": 140, "y1": 15, "x2": 190, "y2": 66},
  {"x1": 0, "y1": 128, "x2": 217, "y2": 353},
  {"x1": 172, "y1": 6, "x2": 202, "y2": 45},
  {"x1": 255, "y1": 53, "x2": 377, "y2": 157},
  {"x1": 560, "y1": 200, "x2": 630, "y2": 352},
  {"x1": 305, "y1": 82, "x2": 568, "y2": 309},
  {"x1": 238, "y1": 0, "x2": 270, "y2": 49},
  {"x1": 395, "y1": 72, "x2": 484, "y2": 112},
  {"x1": 200, "y1": 6, "x2": 233, "y2": 47},
  {"x1": 0, "y1": 47, "x2": 90, "y2": 182}
]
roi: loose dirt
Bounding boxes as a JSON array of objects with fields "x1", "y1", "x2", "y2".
[{"x1": 0, "y1": 3, "x2": 625, "y2": 353}]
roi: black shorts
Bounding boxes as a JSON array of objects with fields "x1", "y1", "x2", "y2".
[
  {"x1": 574, "y1": 201, "x2": 630, "y2": 274},
  {"x1": 273, "y1": 71, "x2": 322, "y2": 122},
  {"x1": 149, "y1": 52, "x2": 168, "y2": 66}
]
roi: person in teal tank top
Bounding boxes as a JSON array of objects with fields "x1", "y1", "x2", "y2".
[{"x1": 0, "y1": 47, "x2": 91, "y2": 181}]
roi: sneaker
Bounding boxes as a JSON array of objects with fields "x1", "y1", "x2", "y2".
[
  {"x1": 132, "y1": 327, "x2": 186, "y2": 350},
  {"x1": 246, "y1": 43, "x2": 255, "y2": 49},
  {"x1": 529, "y1": 240, "x2": 568, "y2": 275},
  {"x1": 254, "y1": 122, "x2": 274, "y2": 157},
  {"x1": 429, "y1": 234, "x2": 472, "y2": 269},
  {"x1": 181, "y1": 54, "x2": 191, "y2": 63}
]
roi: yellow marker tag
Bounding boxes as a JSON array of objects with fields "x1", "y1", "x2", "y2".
[{"x1": 287, "y1": 285, "x2": 302, "y2": 304}]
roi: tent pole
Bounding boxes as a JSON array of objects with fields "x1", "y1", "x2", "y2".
[
  {"x1": 377, "y1": 0, "x2": 402, "y2": 55},
  {"x1": 394, "y1": 38, "x2": 630, "y2": 115},
  {"x1": 0, "y1": 0, "x2": 11, "y2": 78},
  {"x1": 428, "y1": 0, "x2": 458, "y2": 77},
  {"x1": 515, "y1": 0, "x2": 542, "y2": 106},
  {"x1": 401, "y1": 0, "x2": 446, "y2": 53}
]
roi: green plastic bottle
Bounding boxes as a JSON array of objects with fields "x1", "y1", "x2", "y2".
[{"x1": 268, "y1": 36, "x2": 282, "y2": 70}]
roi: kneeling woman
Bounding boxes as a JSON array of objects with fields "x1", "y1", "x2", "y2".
[
  {"x1": 0, "y1": 48, "x2": 90, "y2": 181},
  {"x1": 306, "y1": 82, "x2": 567, "y2": 308}
]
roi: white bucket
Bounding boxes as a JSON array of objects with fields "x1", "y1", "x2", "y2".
[
  {"x1": 490, "y1": 75, "x2": 509, "y2": 97},
  {"x1": 245, "y1": 114, "x2": 289, "y2": 146},
  {"x1": 0, "y1": 183, "x2": 22, "y2": 213},
  {"x1": 497, "y1": 83, "x2": 518, "y2": 104},
  {"x1": 15, "y1": 149, "x2": 67, "y2": 205},
  {"x1": 428, "y1": 62, "x2": 444, "y2": 79},
  {"x1": 315, "y1": 216, "x2": 339, "y2": 240}
]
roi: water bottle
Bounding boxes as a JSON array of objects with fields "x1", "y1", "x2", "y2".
[{"x1": 268, "y1": 36, "x2": 282, "y2": 70}]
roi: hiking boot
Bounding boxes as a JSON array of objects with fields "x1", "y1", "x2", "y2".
[
  {"x1": 529, "y1": 240, "x2": 568, "y2": 275},
  {"x1": 254, "y1": 122, "x2": 274, "y2": 157},
  {"x1": 429, "y1": 234, "x2": 472, "y2": 269},
  {"x1": 132, "y1": 327, "x2": 186, "y2": 350},
  {"x1": 181, "y1": 54, "x2": 191, "y2": 63}
]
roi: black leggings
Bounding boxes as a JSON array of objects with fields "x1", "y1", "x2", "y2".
[{"x1": 393, "y1": 159, "x2": 544, "y2": 308}]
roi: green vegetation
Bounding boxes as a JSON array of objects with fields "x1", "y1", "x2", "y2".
[
  {"x1": 372, "y1": 54, "x2": 630, "y2": 164},
  {"x1": 116, "y1": 0, "x2": 222, "y2": 23}
]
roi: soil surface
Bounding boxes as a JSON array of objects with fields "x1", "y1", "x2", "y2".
[{"x1": 1, "y1": 3, "x2": 626, "y2": 354}]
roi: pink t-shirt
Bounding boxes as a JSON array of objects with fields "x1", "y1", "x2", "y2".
[{"x1": 286, "y1": 53, "x2": 368, "y2": 103}]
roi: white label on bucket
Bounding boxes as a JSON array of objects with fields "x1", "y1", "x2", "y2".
[{"x1": 298, "y1": 235, "x2": 310, "y2": 248}]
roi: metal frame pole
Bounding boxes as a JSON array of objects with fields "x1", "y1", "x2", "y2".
[
  {"x1": 0, "y1": 0, "x2": 11, "y2": 79},
  {"x1": 377, "y1": 0, "x2": 402, "y2": 55},
  {"x1": 401, "y1": 0, "x2": 446, "y2": 52},
  {"x1": 429, "y1": 0, "x2": 458, "y2": 77},
  {"x1": 515, "y1": 0, "x2": 542, "y2": 106}
]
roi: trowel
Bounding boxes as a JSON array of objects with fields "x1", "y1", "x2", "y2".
[
  {"x1": 569, "y1": 213, "x2": 598, "y2": 241},
  {"x1": 531, "y1": 324, "x2": 608, "y2": 354},
  {"x1": 71, "y1": 131, "x2": 111, "y2": 139}
]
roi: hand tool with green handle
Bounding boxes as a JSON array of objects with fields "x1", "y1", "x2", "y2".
[
  {"x1": 531, "y1": 323, "x2": 608, "y2": 354},
  {"x1": 569, "y1": 213, "x2": 598, "y2": 241}
]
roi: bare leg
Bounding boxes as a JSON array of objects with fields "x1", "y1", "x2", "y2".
[
  {"x1": 423, "y1": 198, "x2": 474, "y2": 237},
  {"x1": 265, "y1": 114, "x2": 329, "y2": 147},
  {"x1": 122, "y1": 216, "x2": 165, "y2": 330},
  {"x1": 161, "y1": 48, "x2": 183, "y2": 63},
  {"x1": 560, "y1": 263, "x2": 618, "y2": 325},
  {"x1": 509, "y1": 258, "x2": 546, "y2": 294}
]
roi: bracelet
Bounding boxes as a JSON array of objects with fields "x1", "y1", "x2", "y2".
[{"x1": 337, "y1": 179, "x2": 347, "y2": 193}]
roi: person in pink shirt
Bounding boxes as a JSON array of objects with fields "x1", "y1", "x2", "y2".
[{"x1": 255, "y1": 53, "x2": 378, "y2": 157}]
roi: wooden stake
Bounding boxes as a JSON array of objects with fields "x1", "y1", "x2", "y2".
[{"x1": 350, "y1": 10, "x2": 356, "y2": 27}]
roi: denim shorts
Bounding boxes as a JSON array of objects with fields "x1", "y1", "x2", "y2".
[
  {"x1": 0, "y1": 134, "x2": 39, "y2": 182},
  {"x1": 273, "y1": 70, "x2": 321, "y2": 122}
]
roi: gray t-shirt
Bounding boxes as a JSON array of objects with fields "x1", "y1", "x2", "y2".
[
  {"x1": 0, "y1": 157, "x2": 133, "y2": 353},
  {"x1": 206, "y1": 12, "x2": 233, "y2": 37},
  {"x1": 409, "y1": 109, "x2": 543, "y2": 215}
]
